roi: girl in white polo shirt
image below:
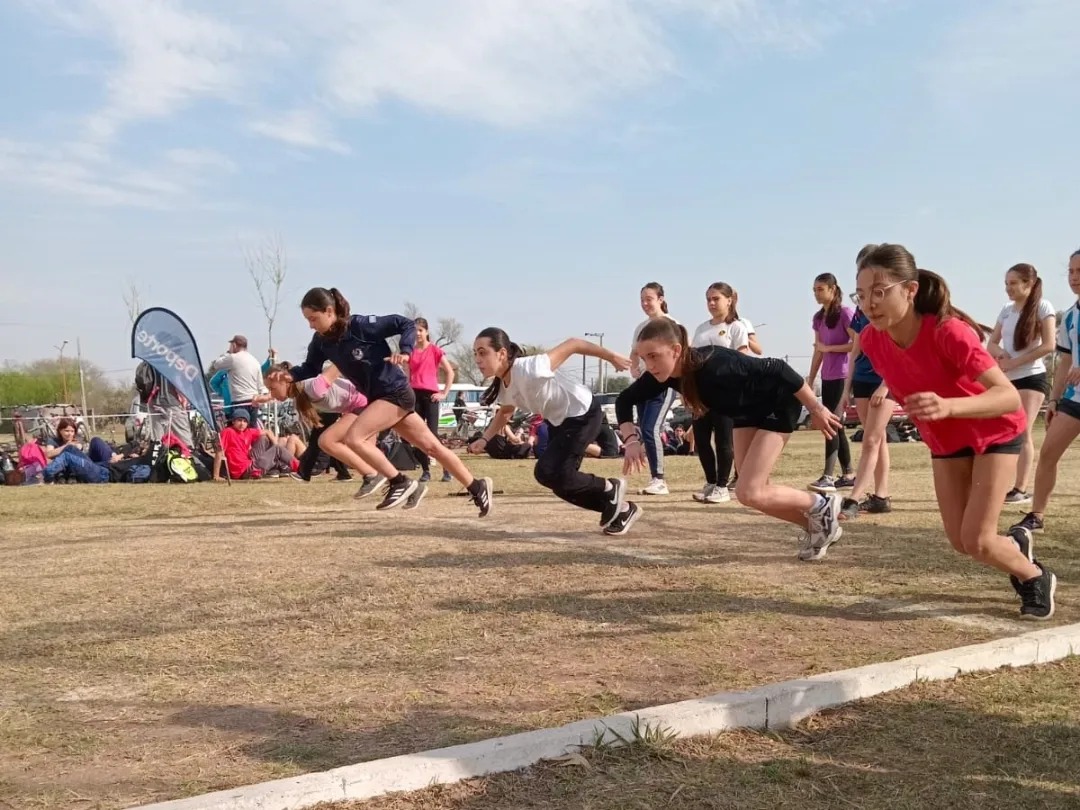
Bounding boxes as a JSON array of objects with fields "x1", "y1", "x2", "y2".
[
  {"x1": 690, "y1": 282, "x2": 750, "y2": 503},
  {"x1": 469, "y1": 328, "x2": 639, "y2": 536},
  {"x1": 988, "y1": 263, "x2": 1057, "y2": 504}
]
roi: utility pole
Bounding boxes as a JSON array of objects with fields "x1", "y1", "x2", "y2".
[
  {"x1": 55, "y1": 340, "x2": 69, "y2": 402},
  {"x1": 585, "y1": 332, "x2": 605, "y2": 392},
  {"x1": 77, "y1": 337, "x2": 91, "y2": 431}
]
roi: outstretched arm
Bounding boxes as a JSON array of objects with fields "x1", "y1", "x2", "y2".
[{"x1": 545, "y1": 338, "x2": 631, "y2": 374}]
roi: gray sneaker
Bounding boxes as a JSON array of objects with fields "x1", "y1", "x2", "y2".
[
  {"x1": 799, "y1": 494, "x2": 843, "y2": 561},
  {"x1": 404, "y1": 481, "x2": 428, "y2": 511},
  {"x1": 354, "y1": 474, "x2": 388, "y2": 500},
  {"x1": 808, "y1": 475, "x2": 837, "y2": 494}
]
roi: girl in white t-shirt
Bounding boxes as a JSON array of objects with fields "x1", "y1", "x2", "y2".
[
  {"x1": 690, "y1": 282, "x2": 750, "y2": 503},
  {"x1": 628, "y1": 282, "x2": 678, "y2": 496},
  {"x1": 732, "y1": 290, "x2": 763, "y2": 356},
  {"x1": 469, "y1": 328, "x2": 639, "y2": 536},
  {"x1": 988, "y1": 263, "x2": 1057, "y2": 503}
]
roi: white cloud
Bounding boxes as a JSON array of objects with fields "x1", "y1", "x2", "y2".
[
  {"x1": 248, "y1": 109, "x2": 350, "y2": 154},
  {"x1": 0, "y1": 139, "x2": 225, "y2": 208},
  {"x1": 9, "y1": 0, "x2": 889, "y2": 207},
  {"x1": 928, "y1": 0, "x2": 1080, "y2": 104}
]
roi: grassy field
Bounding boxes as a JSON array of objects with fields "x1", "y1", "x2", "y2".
[
  {"x1": 345, "y1": 658, "x2": 1080, "y2": 810},
  {"x1": 1, "y1": 428, "x2": 1078, "y2": 808}
]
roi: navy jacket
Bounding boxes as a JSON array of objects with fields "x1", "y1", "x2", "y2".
[{"x1": 290, "y1": 314, "x2": 416, "y2": 399}]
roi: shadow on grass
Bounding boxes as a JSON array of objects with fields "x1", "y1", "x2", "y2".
[
  {"x1": 354, "y1": 695, "x2": 1080, "y2": 810},
  {"x1": 435, "y1": 584, "x2": 1021, "y2": 635},
  {"x1": 166, "y1": 704, "x2": 528, "y2": 773}
]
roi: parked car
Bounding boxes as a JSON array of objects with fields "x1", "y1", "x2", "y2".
[{"x1": 799, "y1": 398, "x2": 911, "y2": 430}]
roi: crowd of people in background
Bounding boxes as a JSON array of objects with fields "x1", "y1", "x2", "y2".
[{"x1": 6, "y1": 242, "x2": 1080, "y2": 621}]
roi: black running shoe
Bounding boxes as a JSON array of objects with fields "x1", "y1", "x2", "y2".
[
  {"x1": 470, "y1": 477, "x2": 493, "y2": 518},
  {"x1": 404, "y1": 481, "x2": 428, "y2": 511},
  {"x1": 1010, "y1": 512, "x2": 1044, "y2": 534},
  {"x1": 376, "y1": 476, "x2": 417, "y2": 510},
  {"x1": 603, "y1": 501, "x2": 642, "y2": 536},
  {"x1": 600, "y1": 478, "x2": 628, "y2": 528},
  {"x1": 861, "y1": 494, "x2": 892, "y2": 514},
  {"x1": 1016, "y1": 563, "x2": 1057, "y2": 621}
]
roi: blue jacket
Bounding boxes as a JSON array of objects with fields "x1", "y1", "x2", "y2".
[{"x1": 290, "y1": 314, "x2": 416, "y2": 399}]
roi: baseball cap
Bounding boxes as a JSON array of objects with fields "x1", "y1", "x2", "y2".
[{"x1": 230, "y1": 335, "x2": 248, "y2": 349}]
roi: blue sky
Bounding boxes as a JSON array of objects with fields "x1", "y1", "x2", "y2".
[{"x1": 2, "y1": 0, "x2": 1080, "y2": 387}]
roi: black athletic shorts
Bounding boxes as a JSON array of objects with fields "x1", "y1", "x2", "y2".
[
  {"x1": 378, "y1": 386, "x2": 418, "y2": 412},
  {"x1": 1011, "y1": 373, "x2": 1050, "y2": 396},
  {"x1": 1054, "y1": 399, "x2": 1080, "y2": 422},
  {"x1": 931, "y1": 432, "x2": 1023, "y2": 460},
  {"x1": 733, "y1": 396, "x2": 802, "y2": 435},
  {"x1": 851, "y1": 379, "x2": 895, "y2": 400}
]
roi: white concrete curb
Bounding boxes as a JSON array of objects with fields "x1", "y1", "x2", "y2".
[{"x1": 134, "y1": 623, "x2": 1080, "y2": 810}]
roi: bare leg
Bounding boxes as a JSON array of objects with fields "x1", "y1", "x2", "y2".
[
  {"x1": 343, "y1": 401, "x2": 414, "y2": 480},
  {"x1": 733, "y1": 428, "x2": 816, "y2": 530},
  {"x1": 395, "y1": 413, "x2": 475, "y2": 485},
  {"x1": 318, "y1": 414, "x2": 376, "y2": 476},
  {"x1": 1015, "y1": 389, "x2": 1046, "y2": 492},
  {"x1": 932, "y1": 454, "x2": 1040, "y2": 579},
  {"x1": 849, "y1": 397, "x2": 892, "y2": 502},
  {"x1": 1031, "y1": 410, "x2": 1080, "y2": 516}
]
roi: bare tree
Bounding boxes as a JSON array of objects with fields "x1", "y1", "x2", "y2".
[
  {"x1": 402, "y1": 300, "x2": 422, "y2": 320},
  {"x1": 436, "y1": 316, "x2": 463, "y2": 348},
  {"x1": 244, "y1": 232, "x2": 288, "y2": 351},
  {"x1": 448, "y1": 345, "x2": 484, "y2": 384},
  {"x1": 122, "y1": 279, "x2": 145, "y2": 324}
]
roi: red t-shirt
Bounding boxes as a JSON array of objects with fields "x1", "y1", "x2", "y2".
[
  {"x1": 219, "y1": 426, "x2": 262, "y2": 477},
  {"x1": 408, "y1": 344, "x2": 445, "y2": 393},
  {"x1": 860, "y1": 315, "x2": 1025, "y2": 456}
]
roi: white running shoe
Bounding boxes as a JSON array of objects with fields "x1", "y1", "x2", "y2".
[
  {"x1": 640, "y1": 478, "x2": 669, "y2": 495},
  {"x1": 704, "y1": 486, "x2": 731, "y2": 504},
  {"x1": 799, "y1": 494, "x2": 843, "y2": 561},
  {"x1": 692, "y1": 484, "x2": 713, "y2": 502}
]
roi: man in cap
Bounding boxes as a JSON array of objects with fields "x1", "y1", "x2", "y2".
[{"x1": 209, "y1": 335, "x2": 266, "y2": 421}]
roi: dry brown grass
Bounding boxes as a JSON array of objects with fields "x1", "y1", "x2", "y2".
[
  {"x1": 344, "y1": 659, "x2": 1080, "y2": 810},
  {"x1": 1, "y1": 429, "x2": 1078, "y2": 808}
]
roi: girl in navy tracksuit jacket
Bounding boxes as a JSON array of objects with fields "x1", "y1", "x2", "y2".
[{"x1": 281, "y1": 287, "x2": 493, "y2": 516}]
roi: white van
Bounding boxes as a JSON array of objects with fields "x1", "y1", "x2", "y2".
[{"x1": 438, "y1": 384, "x2": 491, "y2": 432}]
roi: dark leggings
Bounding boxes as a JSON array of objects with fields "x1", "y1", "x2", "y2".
[
  {"x1": 820, "y1": 378, "x2": 851, "y2": 477},
  {"x1": 413, "y1": 390, "x2": 440, "y2": 473},
  {"x1": 692, "y1": 412, "x2": 734, "y2": 486},
  {"x1": 297, "y1": 413, "x2": 351, "y2": 481}
]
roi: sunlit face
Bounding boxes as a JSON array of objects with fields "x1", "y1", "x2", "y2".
[
  {"x1": 302, "y1": 306, "x2": 336, "y2": 335},
  {"x1": 640, "y1": 288, "x2": 664, "y2": 317},
  {"x1": 265, "y1": 376, "x2": 290, "y2": 401},
  {"x1": 812, "y1": 281, "x2": 835, "y2": 306},
  {"x1": 473, "y1": 337, "x2": 506, "y2": 379},
  {"x1": 1005, "y1": 270, "x2": 1032, "y2": 302},
  {"x1": 58, "y1": 425, "x2": 76, "y2": 442},
  {"x1": 416, "y1": 325, "x2": 430, "y2": 345},
  {"x1": 1069, "y1": 255, "x2": 1080, "y2": 296},
  {"x1": 706, "y1": 288, "x2": 731, "y2": 320},
  {"x1": 855, "y1": 267, "x2": 914, "y2": 330},
  {"x1": 635, "y1": 337, "x2": 681, "y2": 382}
]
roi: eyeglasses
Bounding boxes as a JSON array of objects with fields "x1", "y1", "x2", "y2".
[{"x1": 850, "y1": 281, "x2": 903, "y2": 306}]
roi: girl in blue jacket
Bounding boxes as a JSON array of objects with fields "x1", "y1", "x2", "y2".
[{"x1": 286, "y1": 287, "x2": 493, "y2": 516}]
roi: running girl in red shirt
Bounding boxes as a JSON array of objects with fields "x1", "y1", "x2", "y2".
[{"x1": 856, "y1": 244, "x2": 1056, "y2": 620}]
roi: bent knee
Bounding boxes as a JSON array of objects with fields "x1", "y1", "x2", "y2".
[
  {"x1": 534, "y1": 462, "x2": 559, "y2": 489},
  {"x1": 958, "y1": 531, "x2": 996, "y2": 559},
  {"x1": 734, "y1": 481, "x2": 763, "y2": 507}
]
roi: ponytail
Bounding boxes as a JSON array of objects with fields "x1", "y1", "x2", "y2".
[
  {"x1": 914, "y1": 269, "x2": 985, "y2": 340},
  {"x1": 291, "y1": 384, "x2": 322, "y2": 429},
  {"x1": 636, "y1": 319, "x2": 706, "y2": 417},
  {"x1": 813, "y1": 273, "x2": 844, "y2": 329},
  {"x1": 301, "y1": 287, "x2": 352, "y2": 340},
  {"x1": 476, "y1": 327, "x2": 523, "y2": 406},
  {"x1": 642, "y1": 282, "x2": 669, "y2": 315},
  {"x1": 1008, "y1": 264, "x2": 1043, "y2": 352}
]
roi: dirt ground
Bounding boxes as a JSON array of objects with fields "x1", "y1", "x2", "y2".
[{"x1": 1, "y1": 430, "x2": 1077, "y2": 808}]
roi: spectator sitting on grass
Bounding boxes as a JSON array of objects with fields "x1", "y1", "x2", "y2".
[
  {"x1": 42, "y1": 419, "x2": 122, "y2": 483},
  {"x1": 212, "y1": 408, "x2": 302, "y2": 481}
]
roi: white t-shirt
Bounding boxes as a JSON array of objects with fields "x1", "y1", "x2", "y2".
[
  {"x1": 1057, "y1": 302, "x2": 1079, "y2": 406},
  {"x1": 496, "y1": 354, "x2": 592, "y2": 427},
  {"x1": 691, "y1": 318, "x2": 749, "y2": 351},
  {"x1": 631, "y1": 314, "x2": 679, "y2": 375},
  {"x1": 995, "y1": 299, "x2": 1056, "y2": 380}
]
